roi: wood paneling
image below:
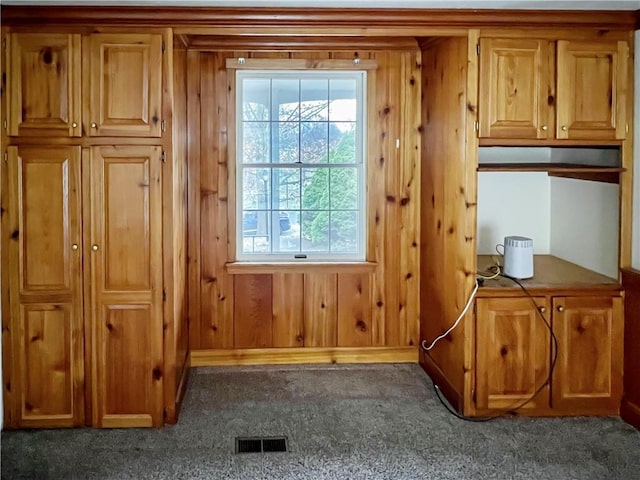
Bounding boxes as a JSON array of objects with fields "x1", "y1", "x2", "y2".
[
  {"x1": 6, "y1": 146, "x2": 84, "y2": 428},
  {"x1": 420, "y1": 37, "x2": 477, "y2": 404},
  {"x1": 89, "y1": 145, "x2": 163, "y2": 427},
  {"x1": 85, "y1": 34, "x2": 163, "y2": 137},
  {"x1": 8, "y1": 33, "x2": 81, "y2": 137},
  {"x1": 188, "y1": 48, "x2": 420, "y2": 353},
  {"x1": 622, "y1": 269, "x2": 640, "y2": 430},
  {"x1": 552, "y1": 296, "x2": 623, "y2": 413}
]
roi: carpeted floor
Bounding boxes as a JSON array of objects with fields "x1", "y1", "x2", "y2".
[{"x1": 2, "y1": 363, "x2": 640, "y2": 479}]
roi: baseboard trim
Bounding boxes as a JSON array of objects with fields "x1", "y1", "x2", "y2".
[
  {"x1": 191, "y1": 346, "x2": 418, "y2": 367},
  {"x1": 419, "y1": 349, "x2": 463, "y2": 413},
  {"x1": 621, "y1": 397, "x2": 640, "y2": 430}
]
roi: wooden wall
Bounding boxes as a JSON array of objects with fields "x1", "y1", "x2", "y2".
[
  {"x1": 187, "y1": 45, "x2": 421, "y2": 358},
  {"x1": 419, "y1": 35, "x2": 478, "y2": 411},
  {"x1": 622, "y1": 268, "x2": 640, "y2": 430}
]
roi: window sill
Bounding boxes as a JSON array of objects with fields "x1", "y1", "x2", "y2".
[{"x1": 225, "y1": 261, "x2": 377, "y2": 274}]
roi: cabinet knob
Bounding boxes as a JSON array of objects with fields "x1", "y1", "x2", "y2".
[
  {"x1": 538, "y1": 306, "x2": 546, "y2": 313},
  {"x1": 91, "y1": 122, "x2": 98, "y2": 129},
  {"x1": 71, "y1": 243, "x2": 79, "y2": 251},
  {"x1": 561, "y1": 125, "x2": 567, "y2": 131},
  {"x1": 541, "y1": 125, "x2": 548, "y2": 131},
  {"x1": 92, "y1": 244, "x2": 99, "y2": 252},
  {"x1": 557, "y1": 305, "x2": 564, "y2": 312},
  {"x1": 72, "y1": 122, "x2": 78, "y2": 128}
]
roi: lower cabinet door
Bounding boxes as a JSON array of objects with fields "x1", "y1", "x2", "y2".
[
  {"x1": 552, "y1": 296, "x2": 623, "y2": 414},
  {"x1": 87, "y1": 145, "x2": 164, "y2": 427},
  {"x1": 475, "y1": 297, "x2": 550, "y2": 412}
]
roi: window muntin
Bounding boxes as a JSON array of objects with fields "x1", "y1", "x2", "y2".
[{"x1": 236, "y1": 70, "x2": 366, "y2": 261}]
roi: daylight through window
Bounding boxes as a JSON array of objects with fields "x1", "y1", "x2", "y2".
[{"x1": 236, "y1": 70, "x2": 366, "y2": 261}]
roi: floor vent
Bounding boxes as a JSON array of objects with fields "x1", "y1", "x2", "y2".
[{"x1": 235, "y1": 436, "x2": 288, "y2": 454}]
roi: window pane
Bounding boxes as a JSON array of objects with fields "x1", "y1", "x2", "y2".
[
  {"x1": 276, "y1": 210, "x2": 300, "y2": 252},
  {"x1": 242, "y1": 122, "x2": 270, "y2": 163},
  {"x1": 242, "y1": 210, "x2": 270, "y2": 253},
  {"x1": 301, "y1": 79, "x2": 328, "y2": 121},
  {"x1": 329, "y1": 78, "x2": 357, "y2": 121},
  {"x1": 301, "y1": 121, "x2": 328, "y2": 164},
  {"x1": 243, "y1": 168, "x2": 271, "y2": 209},
  {"x1": 242, "y1": 79, "x2": 270, "y2": 121},
  {"x1": 330, "y1": 210, "x2": 358, "y2": 252},
  {"x1": 272, "y1": 168, "x2": 301, "y2": 210},
  {"x1": 301, "y1": 211, "x2": 329, "y2": 252},
  {"x1": 273, "y1": 122, "x2": 299, "y2": 163},
  {"x1": 329, "y1": 122, "x2": 356, "y2": 164},
  {"x1": 301, "y1": 168, "x2": 330, "y2": 210},
  {"x1": 330, "y1": 168, "x2": 358, "y2": 209},
  {"x1": 273, "y1": 79, "x2": 300, "y2": 121}
]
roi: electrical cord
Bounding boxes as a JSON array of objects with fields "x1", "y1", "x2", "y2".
[{"x1": 428, "y1": 271, "x2": 559, "y2": 422}]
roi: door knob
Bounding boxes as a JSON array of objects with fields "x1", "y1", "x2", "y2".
[
  {"x1": 72, "y1": 122, "x2": 78, "y2": 128},
  {"x1": 561, "y1": 125, "x2": 567, "y2": 131},
  {"x1": 92, "y1": 244, "x2": 99, "y2": 252},
  {"x1": 71, "y1": 244, "x2": 79, "y2": 251},
  {"x1": 538, "y1": 306, "x2": 546, "y2": 313},
  {"x1": 541, "y1": 125, "x2": 548, "y2": 131},
  {"x1": 557, "y1": 305, "x2": 564, "y2": 312},
  {"x1": 91, "y1": 122, "x2": 98, "y2": 129}
]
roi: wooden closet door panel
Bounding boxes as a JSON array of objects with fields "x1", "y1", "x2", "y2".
[
  {"x1": 8, "y1": 33, "x2": 81, "y2": 137},
  {"x1": 478, "y1": 38, "x2": 552, "y2": 139},
  {"x1": 556, "y1": 41, "x2": 627, "y2": 140},
  {"x1": 7, "y1": 146, "x2": 83, "y2": 427},
  {"x1": 552, "y1": 296, "x2": 623, "y2": 413},
  {"x1": 475, "y1": 297, "x2": 550, "y2": 411},
  {"x1": 89, "y1": 145, "x2": 163, "y2": 427},
  {"x1": 87, "y1": 34, "x2": 162, "y2": 137}
]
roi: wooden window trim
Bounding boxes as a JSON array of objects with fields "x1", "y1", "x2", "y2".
[
  {"x1": 225, "y1": 261, "x2": 377, "y2": 274},
  {"x1": 226, "y1": 58, "x2": 378, "y2": 71}
]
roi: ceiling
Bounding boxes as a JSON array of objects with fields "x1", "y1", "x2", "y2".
[{"x1": 1, "y1": 0, "x2": 639, "y2": 9}]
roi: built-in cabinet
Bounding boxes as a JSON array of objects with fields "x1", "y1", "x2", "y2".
[
  {"x1": 479, "y1": 38, "x2": 628, "y2": 141},
  {"x1": 475, "y1": 291, "x2": 623, "y2": 415},
  {"x1": 2, "y1": 30, "x2": 183, "y2": 429}
]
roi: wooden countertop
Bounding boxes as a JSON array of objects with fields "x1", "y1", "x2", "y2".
[{"x1": 476, "y1": 255, "x2": 621, "y2": 297}]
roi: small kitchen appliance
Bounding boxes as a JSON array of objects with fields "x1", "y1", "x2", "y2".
[{"x1": 502, "y1": 236, "x2": 534, "y2": 279}]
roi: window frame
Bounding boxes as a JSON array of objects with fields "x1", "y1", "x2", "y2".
[{"x1": 235, "y1": 69, "x2": 368, "y2": 262}]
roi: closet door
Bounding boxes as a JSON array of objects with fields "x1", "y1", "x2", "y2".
[
  {"x1": 87, "y1": 145, "x2": 164, "y2": 427},
  {"x1": 6, "y1": 146, "x2": 84, "y2": 428}
]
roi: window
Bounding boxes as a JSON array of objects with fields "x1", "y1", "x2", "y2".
[{"x1": 236, "y1": 70, "x2": 366, "y2": 261}]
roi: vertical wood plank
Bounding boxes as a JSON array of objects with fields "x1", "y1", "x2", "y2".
[
  {"x1": 234, "y1": 274, "x2": 273, "y2": 348},
  {"x1": 337, "y1": 273, "x2": 371, "y2": 347},
  {"x1": 187, "y1": 50, "x2": 202, "y2": 350},
  {"x1": 304, "y1": 273, "x2": 337, "y2": 347},
  {"x1": 272, "y1": 273, "x2": 304, "y2": 347}
]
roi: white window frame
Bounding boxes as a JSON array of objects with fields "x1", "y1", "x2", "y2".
[{"x1": 235, "y1": 69, "x2": 367, "y2": 262}]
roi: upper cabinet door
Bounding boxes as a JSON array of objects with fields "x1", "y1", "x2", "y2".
[
  {"x1": 479, "y1": 38, "x2": 553, "y2": 139},
  {"x1": 86, "y1": 34, "x2": 162, "y2": 137},
  {"x1": 556, "y1": 40, "x2": 628, "y2": 140},
  {"x1": 8, "y1": 33, "x2": 81, "y2": 137}
]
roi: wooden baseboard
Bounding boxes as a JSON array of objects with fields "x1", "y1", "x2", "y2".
[
  {"x1": 621, "y1": 397, "x2": 640, "y2": 431},
  {"x1": 190, "y1": 346, "x2": 418, "y2": 367},
  {"x1": 419, "y1": 349, "x2": 463, "y2": 413}
]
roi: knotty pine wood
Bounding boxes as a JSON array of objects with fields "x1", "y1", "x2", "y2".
[
  {"x1": 191, "y1": 346, "x2": 419, "y2": 366},
  {"x1": 7, "y1": 33, "x2": 82, "y2": 137},
  {"x1": 420, "y1": 37, "x2": 477, "y2": 404},
  {"x1": 188, "y1": 48, "x2": 421, "y2": 351},
  {"x1": 6, "y1": 146, "x2": 84, "y2": 428},
  {"x1": 88, "y1": 146, "x2": 164, "y2": 428},
  {"x1": 622, "y1": 269, "x2": 640, "y2": 430},
  {"x1": 337, "y1": 274, "x2": 372, "y2": 348},
  {"x1": 551, "y1": 295, "x2": 623, "y2": 414},
  {"x1": 234, "y1": 275, "x2": 273, "y2": 349}
]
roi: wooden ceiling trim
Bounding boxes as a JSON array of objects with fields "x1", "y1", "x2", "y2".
[
  {"x1": 186, "y1": 36, "x2": 421, "y2": 51},
  {"x1": 1, "y1": 6, "x2": 636, "y2": 30}
]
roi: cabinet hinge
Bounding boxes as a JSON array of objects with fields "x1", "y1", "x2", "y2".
[
  {"x1": 474, "y1": 121, "x2": 479, "y2": 132},
  {"x1": 162, "y1": 289, "x2": 167, "y2": 302},
  {"x1": 162, "y1": 41, "x2": 165, "y2": 53},
  {"x1": 3, "y1": 152, "x2": 7, "y2": 162},
  {"x1": 476, "y1": 44, "x2": 480, "y2": 55},
  {"x1": 161, "y1": 119, "x2": 166, "y2": 132},
  {"x1": 3, "y1": 120, "x2": 6, "y2": 130},
  {"x1": 161, "y1": 151, "x2": 166, "y2": 163},
  {"x1": 626, "y1": 123, "x2": 629, "y2": 134}
]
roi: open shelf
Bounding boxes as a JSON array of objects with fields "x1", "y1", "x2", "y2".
[
  {"x1": 476, "y1": 255, "x2": 620, "y2": 297},
  {"x1": 477, "y1": 163, "x2": 624, "y2": 183}
]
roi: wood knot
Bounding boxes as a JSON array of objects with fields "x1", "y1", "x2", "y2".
[
  {"x1": 376, "y1": 300, "x2": 383, "y2": 308},
  {"x1": 356, "y1": 320, "x2": 367, "y2": 332},
  {"x1": 152, "y1": 367, "x2": 162, "y2": 381},
  {"x1": 576, "y1": 324, "x2": 586, "y2": 334},
  {"x1": 211, "y1": 325, "x2": 218, "y2": 332},
  {"x1": 106, "y1": 323, "x2": 114, "y2": 331},
  {"x1": 405, "y1": 273, "x2": 413, "y2": 280},
  {"x1": 500, "y1": 346, "x2": 508, "y2": 357},
  {"x1": 41, "y1": 48, "x2": 53, "y2": 65},
  {"x1": 400, "y1": 197, "x2": 410, "y2": 206},
  {"x1": 386, "y1": 195, "x2": 396, "y2": 203},
  {"x1": 11, "y1": 230, "x2": 19, "y2": 240}
]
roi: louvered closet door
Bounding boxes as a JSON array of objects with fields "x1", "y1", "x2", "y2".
[
  {"x1": 87, "y1": 145, "x2": 164, "y2": 428},
  {"x1": 7, "y1": 146, "x2": 84, "y2": 428}
]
